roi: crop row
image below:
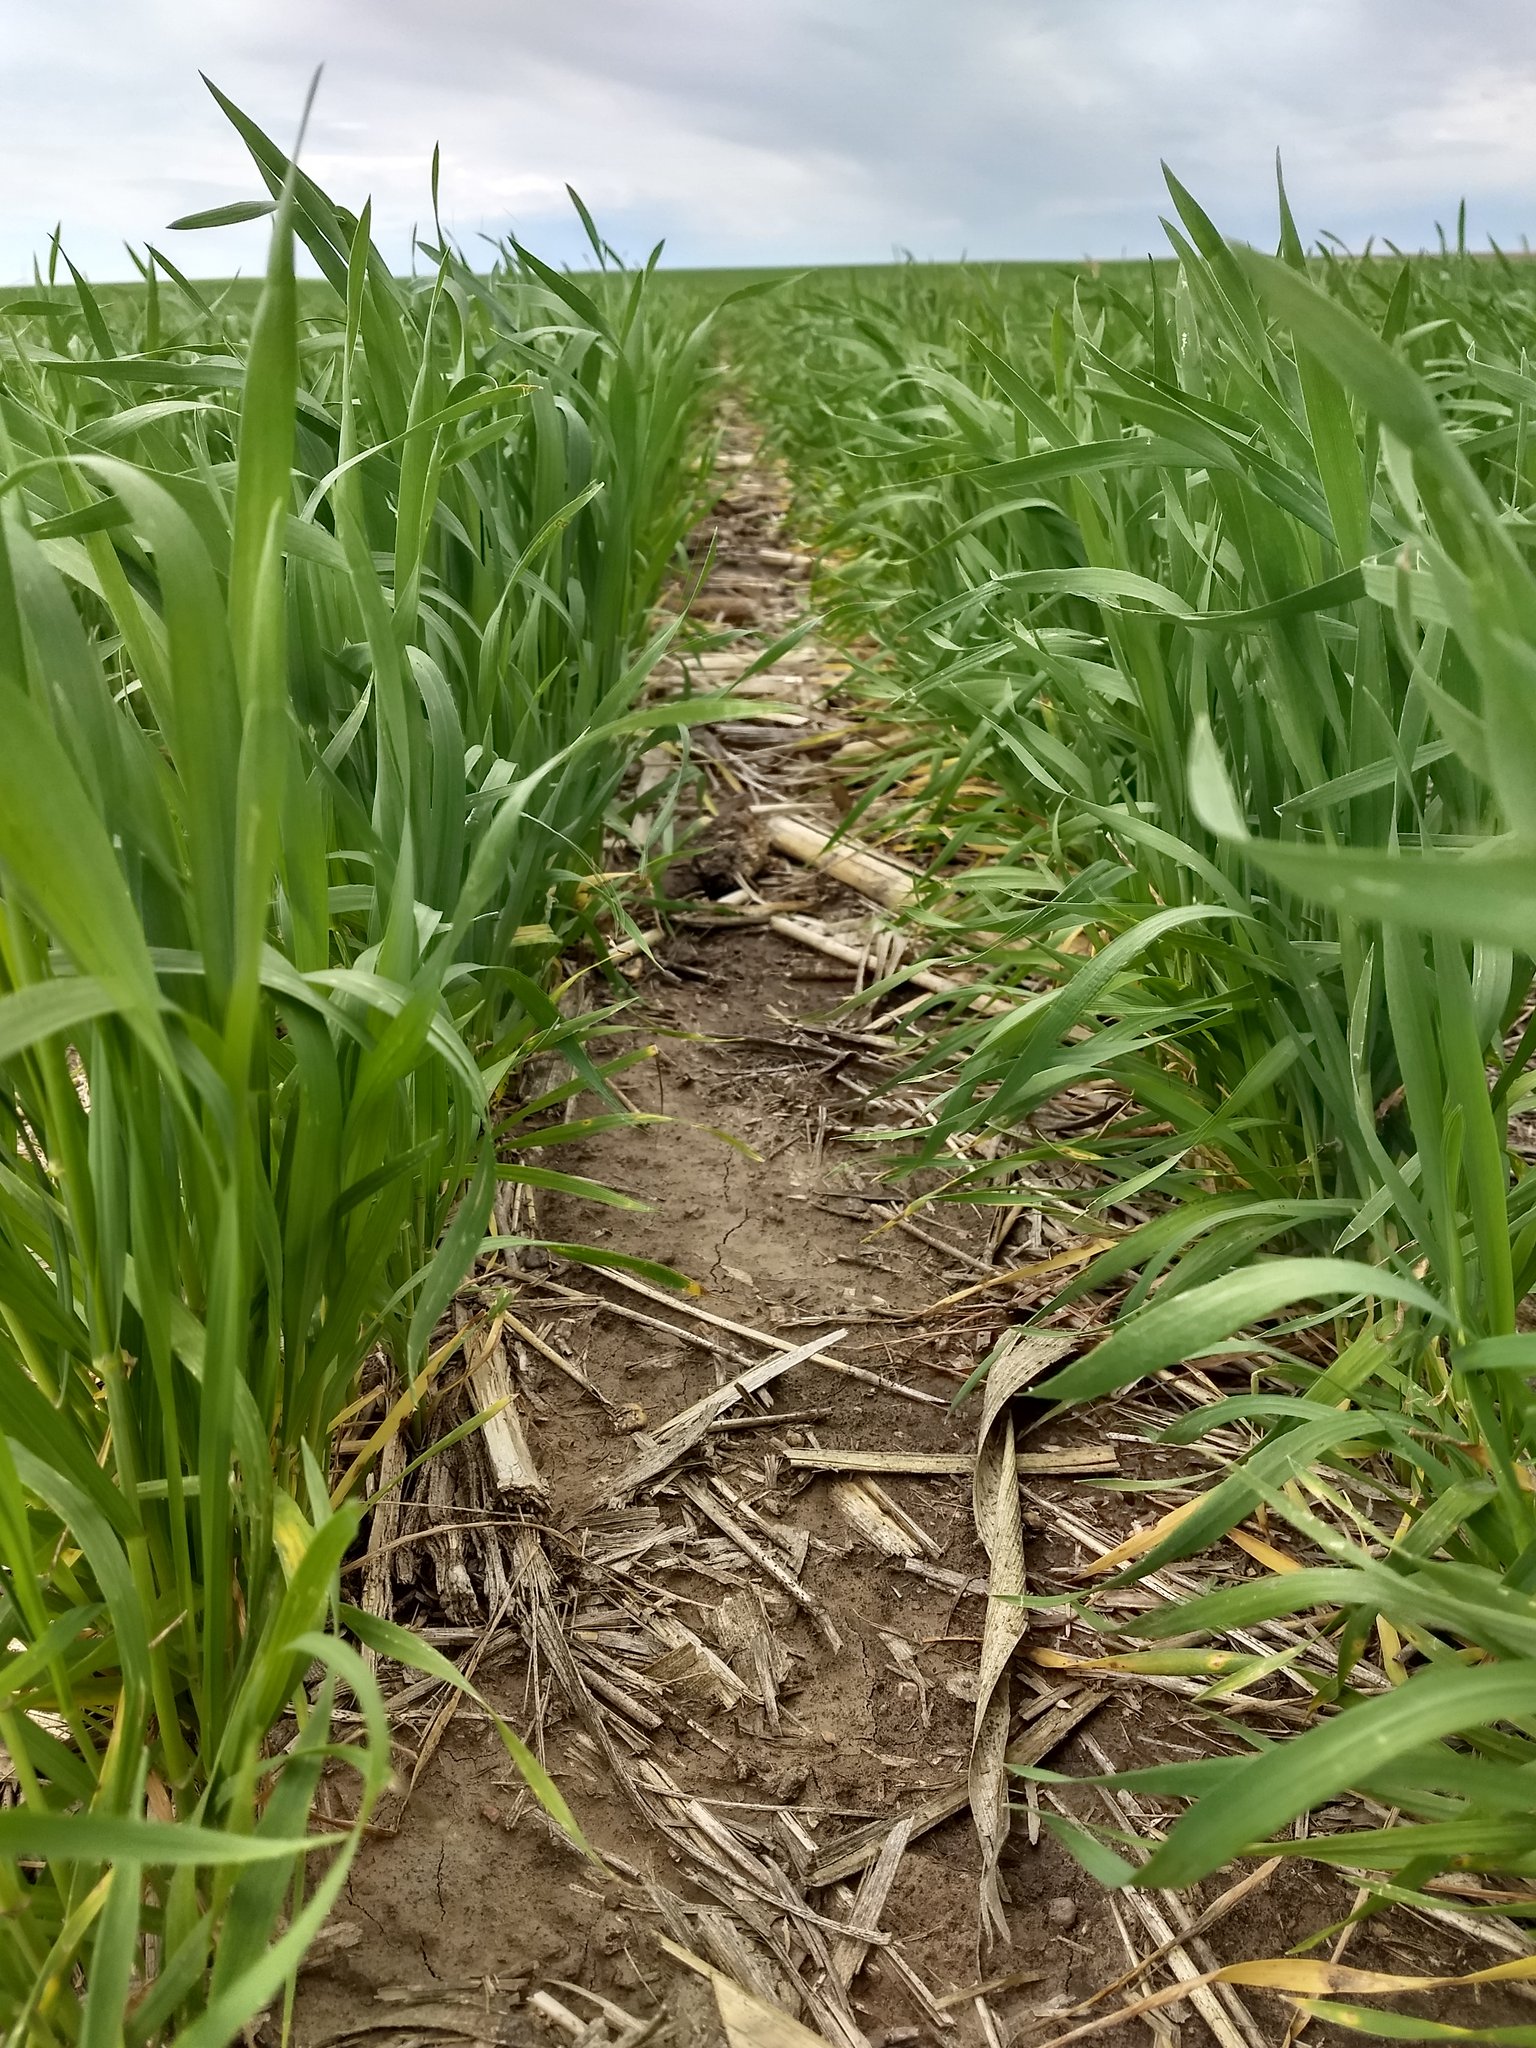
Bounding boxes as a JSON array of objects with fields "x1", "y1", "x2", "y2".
[
  {"x1": 0, "y1": 92, "x2": 726, "y2": 2041},
  {"x1": 742, "y1": 177, "x2": 1536, "y2": 1920}
]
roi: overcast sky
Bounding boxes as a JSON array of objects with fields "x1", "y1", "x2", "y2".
[{"x1": 7, "y1": 1, "x2": 1536, "y2": 281}]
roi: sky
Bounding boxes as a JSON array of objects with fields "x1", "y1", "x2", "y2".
[{"x1": 7, "y1": 0, "x2": 1536, "y2": 282}]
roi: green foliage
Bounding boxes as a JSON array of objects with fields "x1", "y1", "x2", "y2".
[
  {"x1": 0, "y1": 87, "x2": 719, "y2": 2040},
  {"x1": 741, "y1": 188, "x2": 1536, "y2": 1907}
]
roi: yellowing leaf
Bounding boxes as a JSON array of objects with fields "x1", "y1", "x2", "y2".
[
  {"x1": 1025, "y1": 1645, "x2": 1260, "y2": 1679},
  {"x1": 1081, "y1": 1497, "x2": 1203, "y2": 1576},
  {"x1": 1028, "y1": 1935, "x2": 1536, "y2": 2044},
  {"x1": 271, "y1": 1491, "x2": 312, "y2": 1582},
  {"x1": 1227, "y1": 1524, "x2": 1305, "y2": 1575},
  {"x1": 1376, "y1": 1614, "x2": 1409, "y2": 1685},
  {"x1": 1227, "y1": 1952, "x2": 1536, "y2": 1994},
  {"x1": 921, "y1": 1239, "x2": 1115, "y2": 1314}
]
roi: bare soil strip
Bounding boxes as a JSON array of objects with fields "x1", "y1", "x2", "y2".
[{"x1": 296, "y1": 422, "x2": 1536, "y2": 2048}]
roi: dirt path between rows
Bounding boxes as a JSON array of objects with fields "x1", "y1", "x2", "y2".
[{"x1": 295, "y1": 422, "x2": 1536, "y2": 2048}]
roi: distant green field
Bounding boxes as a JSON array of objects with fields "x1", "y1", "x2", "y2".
[{"x1": 1, "y1": 255, "x2": 1157, "y2": 317}]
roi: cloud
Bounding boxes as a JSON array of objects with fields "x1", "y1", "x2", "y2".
[{"x1": 3, "y1": 0, "x2": 1534, "y2": 282}]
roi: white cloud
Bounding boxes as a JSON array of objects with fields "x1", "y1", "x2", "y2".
[{"x1": 3, "y1": 0, "x2": 1535, "y2": 281}]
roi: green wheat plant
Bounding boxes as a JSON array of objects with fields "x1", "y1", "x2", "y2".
[
  {"x1": 0, "y1": 83, "x2": 730, "y2": 2043},
  {"x1": 742, "y1": 183, "x2": 1536, "y2": 1955}
]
